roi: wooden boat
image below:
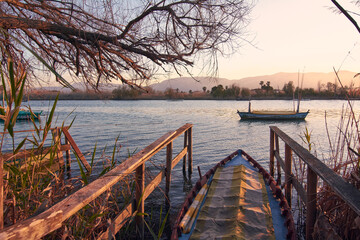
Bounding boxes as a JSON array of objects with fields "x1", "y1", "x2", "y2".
[
  {"x1": 172, "y1": 150, "x2": 296, "y2": 240},
  {"x1": 237, "y1": 101, "x2": 309, "y2": 120},
  {"x1": 17, "y1": 110, "x2": 42, "y2": 120},
  {"x1": 237, "y1": 110, "x2": 309, "y2": 120},
  {"x1": 0, "y1": 110, "x2": 43, "y2": 121}
]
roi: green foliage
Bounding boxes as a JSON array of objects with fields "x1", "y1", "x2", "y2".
[
  {"x1": 112, "y1": 86, "x2": 140, "y2": 99},
  {"x1": 240, "y1": 88, "x2": 251, "y2": 98},
  {"x1": 260, "y1": 81, "x2": 273, "y2": 92},
  {"x1": 282, "y1": 81, "x2": 295, "y2": 96},
  {"x1": 211, "y1": 84, "x2": 224, "y2": 98}
]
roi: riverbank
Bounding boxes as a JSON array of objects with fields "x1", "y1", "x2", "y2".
[{"x1": 21, "y1": 91, "x2": 353, "y2": 101}]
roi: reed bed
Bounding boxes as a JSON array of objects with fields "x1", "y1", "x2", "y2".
[
  {"x1": 315, "y1": 102, "x2": 360, "y2": 239},
  {"x1": 292, "y1": 76, "x2": 360, "y2": 239}
]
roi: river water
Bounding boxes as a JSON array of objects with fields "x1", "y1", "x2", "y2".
[{"x1": 4, "y1": 99, "x2": 359, "y2": 227}]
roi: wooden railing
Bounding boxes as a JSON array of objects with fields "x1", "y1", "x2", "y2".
[
  {"x1": 0, "y1": 126, "x2": 90, "y2": 229},
  {"x1": 0, "y1": 123, "x2": 193, "y2": 239},
  {"x1": 270, "y1": 126, "x2": 360, "y2": 240}
]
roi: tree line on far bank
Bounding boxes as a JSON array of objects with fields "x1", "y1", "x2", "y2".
[
  {"x1": 111, "y1": 79, "x2": 359, "y2": 100},
  {"x1": 22, "y1": 80, "x2": 356, "y2": 100}
]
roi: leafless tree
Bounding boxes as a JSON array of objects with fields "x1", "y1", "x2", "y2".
[{"x1": 0, "y1": 0, "x2": 252, "y2": 90}]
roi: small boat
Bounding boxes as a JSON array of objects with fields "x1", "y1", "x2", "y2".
[
  {"x1": 17, "y1": 110, "x2": 42, "y2": 120},
  {"x1": 0, "y1": 110, "x2": 43, "y2": 121},
  {"x1": 237, "y1": 102, "x2": 309, "y2": 120},
  {"x1": 237, "y1": 110, "x2": 309, "y2": 120},
  {"x1": 172, "y1": 150, "x2": 296, "y2": 240}
]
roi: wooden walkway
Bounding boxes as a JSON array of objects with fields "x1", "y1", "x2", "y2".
[{"x1": 0, "y1": 124, "x2": 193, "y2": 239}]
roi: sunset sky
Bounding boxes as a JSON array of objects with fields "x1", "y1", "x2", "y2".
[{"x1": 215, "y1": 0, "x2": 360, "y2": 80}]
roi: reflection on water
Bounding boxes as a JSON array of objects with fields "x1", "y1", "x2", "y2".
[{"x1": 3, "y1": 99, "x2": 359, "y2": 219}]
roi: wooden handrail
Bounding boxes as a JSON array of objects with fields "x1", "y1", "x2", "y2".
[
  {"x1": 0, "y1": 123, "x2": 193, "y2": 239},
  {"x1": 270, "y1": 126, "x2": 360, "y2": 239},
  {"x1": 270, "y1": 126, "x2": 360, "y2": 214}
]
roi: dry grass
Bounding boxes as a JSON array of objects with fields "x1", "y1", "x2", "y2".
[{"x1": 316, "y1": 103, "x2": 360, "y2": 239}]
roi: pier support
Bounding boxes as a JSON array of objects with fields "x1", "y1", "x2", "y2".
[
  {"x1": 187, "y1": 127, "x2": 193, "y2": 177},
  {"x1": 183, "y1": 131, "x2": 188, "y2": 178},
  {"x1": 270, "y1": 129, "x2": 275, "y2": 177},
  {"x1": 306, "y1": 167, "x2": 317, "y2": 240},
  {"x1": 165, "y1": 141, "x2": 173, "y2": 199},
  {"x1": 135, "y1": 163, "x2": 145, "y2": 239},
  {"x1": 285, "y1": 143, "x2": 292, "y2": 206}
]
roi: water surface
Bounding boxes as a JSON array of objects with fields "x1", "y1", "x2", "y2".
[{"x1": 4, "y1": 99, "x2": 358, "y2": 221}]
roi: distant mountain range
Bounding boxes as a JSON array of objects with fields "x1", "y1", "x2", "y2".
[
  {"x1": 37, "y1": 71, "x2": 358, "y2": 92},
  {"x1": 149, "y1": 71, "x2": 358, "y2": 92}
]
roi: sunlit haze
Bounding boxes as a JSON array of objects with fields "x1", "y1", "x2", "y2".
[{"x1": 216, "y1": 0, "x2": 360, "y2": 80}]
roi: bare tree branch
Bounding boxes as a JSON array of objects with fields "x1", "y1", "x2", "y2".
[
  {"x1": 331, "y1": 0, "x2": 360, "y2": 34},
  {"x1": 0, "y1": 0, "x2": 252, "y2": 90}
]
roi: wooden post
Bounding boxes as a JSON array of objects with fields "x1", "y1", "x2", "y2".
[
  {"x1": 275, "y1": 135, "x2": 281, "y2": 185},
  {"x1": 62, "y1": 128, "x2": 91, "y2": 172},
  {"x1": 187, "y1": 127, "x2": 193, "y2": 177},
  {"x1": 0, "y1": 155, "x2": 3, "y2": 229},
  {"x1": 285, "y1": 143, "x2": 292, "y2": 206},
  {"x1": 183, "y1": 130, "x2": 188, "y2": 177},
  {"x1": 52, "y1": 127, "x2": 64, "y2": 170},
  {"x1": 135, "y1": 163, "x2": 145, "y2": 239},
  {"x1": 270, "y1": 129, "x2": 275, "y2": 177},
  {"x1": 165, "y1": 141, "x2": 173, "y2": 199},
  {"x1": 306, "y1": 167, "x2": 317, "y2": 240},
  {"x1": 64, "y1": 137, "x2": 71, "y2": 172}
]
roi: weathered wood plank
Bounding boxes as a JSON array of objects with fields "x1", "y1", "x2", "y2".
[
  {"x1": 1, "y1": 144, "x2": 71, "y2": 162},
  {"x1": 306, "y1": 167, "x2": 317, "y2": 240},
  {"x1": 62, "y1": 128, "x2": 91, "y2": 172},
  {"x1": 285, "y1": 143, "x2": 292, "y2": 206},
  {"x1": 270, "y1": 129, "x2": 275, "y2": 177},
  {"x1": 169, "y1": 123, "x2": 193, "y2": 141},
  {"x1": 0, "y1": 126, "x2": 68, "y2": 135},
  {"x1": 275, "y1": 135, "x2": 281, "y2": 185},
  {"x1": 97, "y1": 204, "x2": 134, "y2": 240},
  {"x1": 165, "y1": 142, "x2": 173, "y2": 199},
  {"x1": 135, "y1": 163, "x2": 145, "y2": 239},
  {"x1": 270, "y1": 126, "x2": 360, "y2": 216},
  {"x1": 183, "y1": 131, "x2": 188, "y2": 177},
  {"x1": 3, "y1": 145, "x2": 71, "y2": 176},
  {"x1": 52, "y1": 127, "x2": 65, "y2": 169},
  {"x1": 274, "y1": 151, "x2": 285, "y2": 170},
  {"x1": 143, "y1": 147, "x2": 187, "y2": 200},
  {"x1": 187, "y1": 127, "x2": 193, "y2": 176},
  {"x1": 64, "y1": 138, "x2": 71, "y2": 171},
  {"x1": 290, "y1": 173, "x2": 307, "y2": 203},
  {"x1": 97, "y1": 139, "x2": 189, "y2": 240},
  {"x1": 0, "y1": 131, "x2": 176, "y2": 240}
]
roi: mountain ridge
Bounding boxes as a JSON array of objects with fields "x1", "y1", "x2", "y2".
[{"x1": 150, "y1": 71, "x2": 358, "y2": 92}]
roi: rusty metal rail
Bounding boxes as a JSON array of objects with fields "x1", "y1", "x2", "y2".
[{"x1": 270, "y1": 126, "x2": 360, "y2": 240}]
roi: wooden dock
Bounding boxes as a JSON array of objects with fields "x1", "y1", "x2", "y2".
[
  {"x1": 0, "y1": 124, "x2": 358, "y2": 239},
  {"x1": 0, "y1": 124, "x2": 193, "y2": 239}
]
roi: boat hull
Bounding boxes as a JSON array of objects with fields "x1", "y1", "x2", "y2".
[
  {"x1": 1, "y1": 110, "x2": 42, "y2": 121},
  {"x1": 237, "y1": 110, "x2": 309, "y2": 120},
  {"x1": 171, "y1": 149, "x2": 296, "y2": 240}
]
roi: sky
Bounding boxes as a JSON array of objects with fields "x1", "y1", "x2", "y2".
[
  {"x1": 215, "y1": 0, "x2": 360, "y2": 80},
  {"x1": 41, "y1": 0, "x2": 360, "y2": 87}
]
